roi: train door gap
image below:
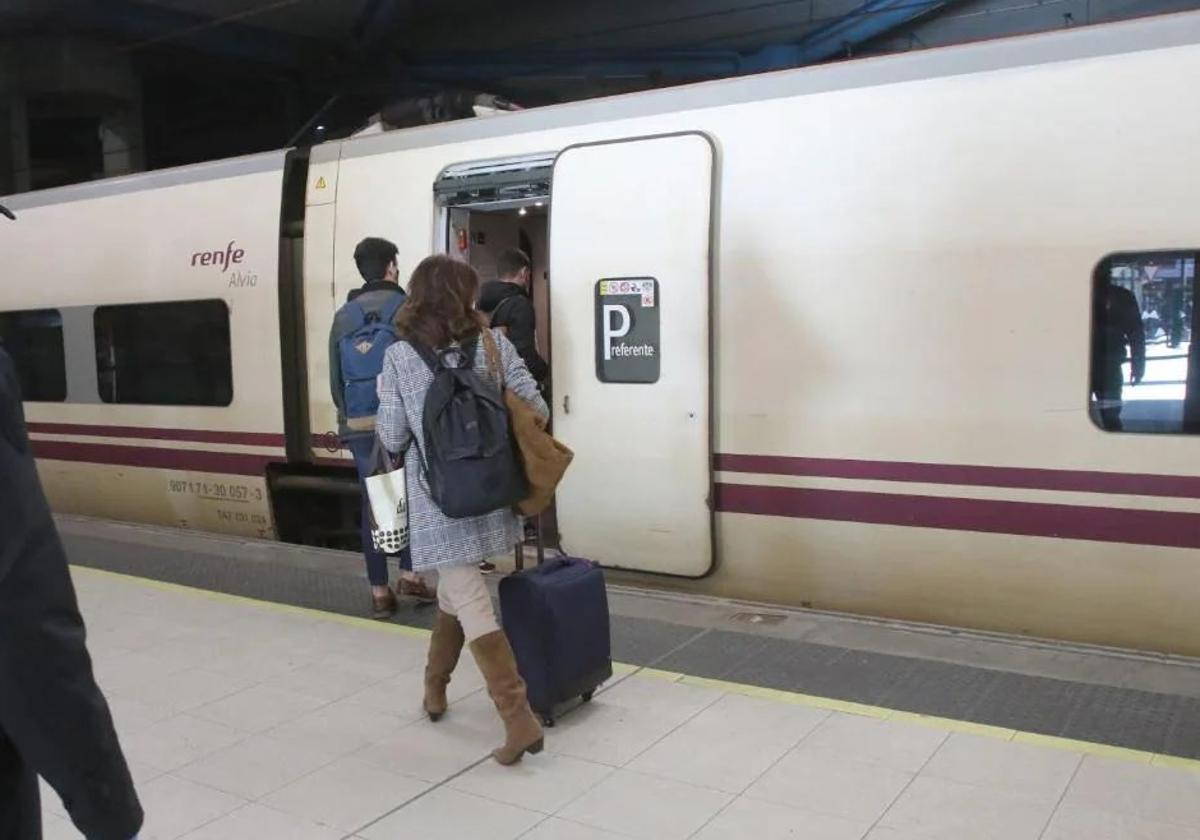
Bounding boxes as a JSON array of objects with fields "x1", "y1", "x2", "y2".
[
  {"x1": 278, "y1": 148, "x2": 310, "y2": 464},
  {"x1": 268, "y1": 148, "x2": 364, "y2": 552},
  {"x1": 434, "y1": 154, "x2": 556, "y2": 546}
]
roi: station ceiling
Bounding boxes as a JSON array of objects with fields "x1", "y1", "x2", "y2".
[{"x1": 2, "y1": 0, "x2": 1198, "y2": 171}]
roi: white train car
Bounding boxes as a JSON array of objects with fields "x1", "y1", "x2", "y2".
[
  {"x1": 4, "y1": 12, "x2": 1200, "y2": 653},
  {"x1": 0, "y1": 155, "x2": 291, "y2": 537}
]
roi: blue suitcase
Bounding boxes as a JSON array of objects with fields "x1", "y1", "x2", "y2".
[{"x1": 499, "y1": 551, "x2": 612, "y2": 726}]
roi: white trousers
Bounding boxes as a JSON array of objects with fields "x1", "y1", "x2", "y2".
[{"x1": 437, "y1": 565, "x2": 499, "y2": 643}]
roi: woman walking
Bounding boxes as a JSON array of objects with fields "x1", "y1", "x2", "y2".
[{"x1": 376, "y1": 255, "x2": 546, "y2": 765}]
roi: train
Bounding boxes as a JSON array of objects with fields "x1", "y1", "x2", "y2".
[{"x1": 3, "y1": 11, "x2": 1200, "y2": 655}]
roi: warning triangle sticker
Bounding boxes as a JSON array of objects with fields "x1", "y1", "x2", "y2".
[{"x1": 315, "y1": 176, "x2": 327, "y2": 190}]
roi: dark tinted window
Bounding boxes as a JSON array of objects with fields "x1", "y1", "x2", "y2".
[
  {"x1": 95, "y1": 299, "x2": 233, "y2": 406},
  {"x1": 0, "y1": 309, "x2": 67, "y2": 402},
  {"x1": 1090, "y1": 252, "x2": 1198, "y2": 433}
]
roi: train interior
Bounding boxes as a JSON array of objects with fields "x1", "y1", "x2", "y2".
[
  {"x1": 436, "y1": 155, "x2": 552, "y2": 365},
  {"x1": 446, "y1": 206, "x2": 549, "y2": 363}
]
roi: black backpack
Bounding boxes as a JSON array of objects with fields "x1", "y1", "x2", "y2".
[{"x1": 411, "y1": 336, "x2": 527, "y2": 519}]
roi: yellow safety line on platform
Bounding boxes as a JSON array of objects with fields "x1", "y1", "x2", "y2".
[
  {"x1": 1011, "y1": 732, "x2": 1154, "y2": 764},
  {"x1": 72, "y1": 565, "x2": 1200, "y2": 772}
]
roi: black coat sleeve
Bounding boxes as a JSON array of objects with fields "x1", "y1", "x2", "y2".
[
  {"x1": 0, "y1": 350, "x2": 143, "y2": 840},
  {"x1": 493, "y1": 296, "x2": 548, "y2": 383}
]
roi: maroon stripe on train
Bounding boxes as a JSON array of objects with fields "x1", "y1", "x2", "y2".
[
  {"x1": 31, "y1": 440, "x2": 277, "y2": 477},
  {"x1": 310, "y1": 432, "x2": 344, "y2": 454},
  {"x1": 26, "y1": 422, "x2": 285, "y2": 448},
  {"x1": 715, "y1": 482, "x2": 1200, "y2": 550},
  {"x1": 27, "y1": 438, "x2": 1200, "y2": 549},
  {"x1": 714, "y1": 454, "x2": 1200, "y2": 500}
]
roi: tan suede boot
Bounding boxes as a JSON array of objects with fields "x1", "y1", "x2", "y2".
[
  {"x1": 423, "y1": 610, "x2": 465, "y2": 721},
  {"x1": 469, "y1": 631, "x2": 544, "y2": 765}
]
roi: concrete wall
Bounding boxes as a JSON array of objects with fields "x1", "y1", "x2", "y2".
[{"x1": 0, "y1": 35, "x2": 143, "y2": 195}]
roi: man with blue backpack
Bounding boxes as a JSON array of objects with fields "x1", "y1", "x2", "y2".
[{"x1": 330, "y1": 237, "x2": 434, "y2": 617}]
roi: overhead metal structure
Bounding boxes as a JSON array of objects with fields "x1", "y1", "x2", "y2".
[
  {"x1": 63, "y1": 0, "x2": 318, "y2": 67},
  {"x1": 394, "y1": 0, "x2": 959, "y2": 84},
  {"x1": 752, "y1": 0, "x2": 956, "y2": 66}
]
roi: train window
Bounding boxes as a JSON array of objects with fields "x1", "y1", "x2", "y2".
[
  {"x1": 94, "y1": 299, "x2": 233, "y2": 406},
  {"x1": 0, "y1": 309, "x2": 67, "y2": 402},
  {"x1": 1090, "y1": 252, "x2": 1199, "y2": 433}
]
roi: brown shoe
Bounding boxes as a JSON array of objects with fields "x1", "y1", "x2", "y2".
[
  {"x1": 424, "y1": 609, "x2": 465, "y2": 721},
  {"x1": 398, "y1": 576, "x2": 436, "y2": 604},
  {"x1": 469, "y1": 630, "x2": 544, "y2": 765},
  {"x1": 371, "y1": 588, "x2": 397, "y2": 620}
]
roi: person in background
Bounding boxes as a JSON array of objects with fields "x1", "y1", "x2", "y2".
[
  {"x1": 0, "y1": 347, "x2": 143, "y2": 840},
  {"x1": 1164, "y1": 282, "x2": 1185, "y2": 349},
  {"x1": 377, "y1": 255, "x2": 546, "y2": 765},
  {"x1": 1091, "y1": 282, "x2": 1146, "y2": 432},
  {"x1": 477, "y1": 247, "x2": 548, "y2": 569},
  {"x1": 329, "y1": 236, "x2": 434, "y2": 617},
  {"x1": 478, "y1": 248, "x2": 548, "y2": 387}
]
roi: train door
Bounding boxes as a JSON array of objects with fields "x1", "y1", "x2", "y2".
[{"x1": 550, "y1": 133, "x2": 715, "y2": 577}]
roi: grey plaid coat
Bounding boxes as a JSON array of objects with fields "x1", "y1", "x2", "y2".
[{"x1": 376, "y1": 329, "x2": 548, "y2": 571}]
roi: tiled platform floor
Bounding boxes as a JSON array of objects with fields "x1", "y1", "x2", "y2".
[
  {"x1": 60, "y1": 515, "x2": 1200, "y2": 761},
  {"x1": 41, "y1": 568, "x2": 1200, "y2": 840}
]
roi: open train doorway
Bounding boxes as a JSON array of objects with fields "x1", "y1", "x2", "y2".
[
  {"x1": 434, "y1": 154, "x2": 557, "y2": 547},
  {"x1": 434, "y1": 155, "x2": 552, "y2": 365}
]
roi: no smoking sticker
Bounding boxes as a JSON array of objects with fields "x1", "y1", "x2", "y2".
[{"x1": 599, "y1": 279, "x2": 655, "y2": 307}]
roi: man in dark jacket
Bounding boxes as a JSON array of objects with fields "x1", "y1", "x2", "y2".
[
  {"x1": 478, "y1": 249, "x2": 548, "y2": 386},
  {"x1": 1091, "y1": 283, "x2": 1146, "y2": 431},
  {"x1": 0, "y1": 347, "x2": 143, "y2": 840},
  {"x1": 477, "y1": 248, "x2": 549, "y2": 561},
  {"x1": 329, "y1": 237, "x2": 432, "y2": 616}
]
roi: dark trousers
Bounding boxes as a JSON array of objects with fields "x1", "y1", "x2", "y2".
[
  {"x1": 1092, "y1": 363, "x2": 1125, "y2": 432},
  {"x1": 0, "y1": 728, "x2": 40, "y2": 840},
  {"x1": 346, "y1": 436, "x2": 411, "y2": 585}
]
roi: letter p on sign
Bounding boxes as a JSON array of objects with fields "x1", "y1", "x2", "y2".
[{"x1": 603, "y1": 305, "x2": 631, "y2": 361}]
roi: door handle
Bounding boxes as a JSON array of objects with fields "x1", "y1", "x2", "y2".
[{"x1": 563, "y1": 394, "x2": 570, "y2": 415}]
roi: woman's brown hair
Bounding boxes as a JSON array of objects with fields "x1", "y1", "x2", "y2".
[{"x1": 395, "y1": 255, "x2": 485, "y2": 348}]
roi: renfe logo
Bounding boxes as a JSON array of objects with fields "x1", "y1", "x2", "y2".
[{"x1": 192, "y1": 241, "x2": 245, "y2": 272}]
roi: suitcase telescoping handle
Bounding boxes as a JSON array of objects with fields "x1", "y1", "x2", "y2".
[{"x1": 513, "y1": 514, "x2": 545, "y2": 571}]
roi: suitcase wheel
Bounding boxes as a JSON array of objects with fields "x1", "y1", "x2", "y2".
[
  {"x1": 581, "y1": 691, "x2": 594, "y2": 703},
  {"x1": 541, "y1": 714, "x2": 556, "y2": 728}
]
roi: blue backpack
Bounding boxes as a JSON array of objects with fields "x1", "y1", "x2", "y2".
[{"x1": 338, "y1": 293, "x2": 406, "y2": 427}]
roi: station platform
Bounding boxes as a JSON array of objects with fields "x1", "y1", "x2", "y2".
[{"x1": 44, "y1": 516, "x2": 1200, "y2": 839}]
